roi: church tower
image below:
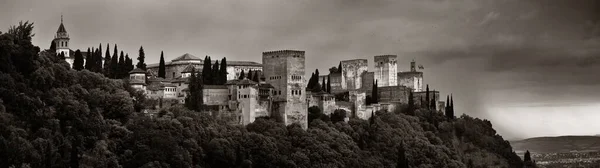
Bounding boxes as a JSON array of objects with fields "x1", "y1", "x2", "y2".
[{"x1": 54, "y1": 15, "x2": 71, "y2": 65}]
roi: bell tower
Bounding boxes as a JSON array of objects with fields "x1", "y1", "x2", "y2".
[{"x1": 54, "y1": 15, "x2": 71, "y2": 64}]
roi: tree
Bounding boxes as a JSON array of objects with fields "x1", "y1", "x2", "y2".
[
  {"x1": 136, "y1": 46, "x2": 146, "y2": 70},
  {"x1": 430, "y1": 89, "x2": 436, "y2": 110},
  {"x1": 185, "y1": 68, "x2": 203, "y2": 111},
  {"x1": 321, "y1": 77, "x2": 326, "y2": 92},
  {"x1": 247, "y1": 69, "x2": 253, "y2": 81},
  {"x1": 103, "y1": 43, "x2": 111, "y2": 75},
  {"x1": 396, "y1": 142, "x2": 408, "y2": 168},
  {"x1": 158, "y1": 51, "x2": 165, "y2": 78},
  {"x1": 330, "y1": 109, "x2": 347, "y2": 123},
  {"x1": 524, "y1": 150, "x2": 531, "y2": 162},
  {"x1": 326, "y1": 75, "x2": 331, "y2": 93},
  {"x1": 118, "y1": 51, "x2": 125, "y2": 78},
  {"x1": 49, "y1": 40, "x2": 56, "y2": 52},
  {"x1": 110, "y1": 44, "x2": 119, "y2": 78},
  {"x1": 252, "y1": 71, "x2": 260, "y2": 82},
  {"x1": 202, "y1": 56, "x2": 212, "y2": 82},
  {"x1": 425, "y1": 84, "x2": 430, "y2": 109},
  {"x1": 329, "y1": 66, "x2": 338, "y2": 74},
  {"x1": 445, "y1": 95, "x2": 450, "y2": 119},
  {"x1": 85, "y1": 47, "x2": 93, "y2": 70},
  {"x1": 450, "y1": 95, "x2": 454, "y2": 119},
  {"x1": 219, "y1": 57, "x2": 228, "y2": 84},
  {"x1": 308, "y1": 106, "x2": 329, "y2": 124},
  {"x1": 371, "y1": 80, "x2": 378, "y2": 104},
  {"x1": 238, "y1": 70, "x2": 245, "y2": 80},
  {"x1": 337, "y1": 62, "x2": 342, "y2": 73},
  {"x1": 95, "y1": 47, "x2": 103, "y2": 73},
  {"x1": 407, "y1": 91, "x2": 415, "y2": 115},
  {"x1": 73, "y1": 49, "x2": 84, "y2": 70},
  {"x1": 125, "y1": 54, "x2": 133, "y2": 75}
]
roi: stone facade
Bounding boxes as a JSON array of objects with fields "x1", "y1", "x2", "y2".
[
  {"x1": 374, "y1": 55, "x2": 398, "y2": 87},
  {"x1": 341, "y1": 59, "x2": 368, "y2": 90},
  {"x1": 307, "y1": 91, "x2": 337, "y2": 115},
  {"x1": 397, "y1": 71, "x2": 424, "y2": 92},
  {"x1": 262, "y1": 50, "x2": 307, "y2": 129},
  {"x1": 378, "y1": 85, "x2": 411, "y2": 103},
  {"x1": 361, "y1": 71, "x2": 374, "y2": 96},
  {"x1": 328, "y1": 73, "x2": 343, "y2": 93},
  {"x1": 414, "y1": 91, "x2": 440, "y2": 110}
]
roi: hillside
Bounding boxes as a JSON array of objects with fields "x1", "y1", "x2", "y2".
[{"x1": 0, "y1": 22, "x2": 524, "y2": 168}]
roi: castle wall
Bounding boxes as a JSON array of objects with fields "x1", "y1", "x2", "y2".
[
  {"x1": 361, "y1": 72, "x2": 374, "y2": 96},
  {"x1": 341, "y1": 59, "x2": 368, "y2": 90},
  {"x1": 263, "y1": 50, "x2": 307, "y2": 129},
  {"x1": 397, "y1": 72, "x2": 424, "y2": 92},
  {"x1": 239, "y1": 87, "x2": 258, "y2": 125},
  {"x1": 328, "y1": 73, "x2": 344, "y2": 93},
  {"x1": 202, "y1": 86, "x2": 229, "y2": 106},
  {"x1": 374, "y1": 55, "x2": 398, "y2": 87},
  {"x1": 226, "y1": 65, "x2": 263, "y2": 80},
  {"x1": 378, "y1": 85, "x2": 411, "y2": 103}
]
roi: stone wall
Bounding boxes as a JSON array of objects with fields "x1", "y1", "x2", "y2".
[
  {"x1": 374, "y1": 55, "x2": 398, "y2": 87},
  {"x1": 397, "y1": 71, "x2": 424, "y2": 92},
  {"x1": 226, "y1": 65, "x2": 263, "y2": 80},
  {"x1": 329, "y1": 73, "x2": 343, "y2": 93},
  {"x1": 262, "y1": 50, "x2": 308, "y2": 129},
  {"x1": 378, "y1": 85, "x2": 411, "y2": 103},
  {"x1": 360, "y1": 72, "x2": 374, "y2": 96},
  {"x1": 202, "y1": 86, "x2": 229, "y2": 106},
  {"x1": 341, "y1": 59, "x2": 368, "y2": 90}
]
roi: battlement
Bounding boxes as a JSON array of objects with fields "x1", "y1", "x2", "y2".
[
  {"x1": 374, "y1": 55, "x2": 397, "y2": 59},
  {"x1": 341, "y1": 59, "x2": 368, "y2": 63},
  {"x1": 262, "y1": 50, "x2": 305, "y2": 56}
]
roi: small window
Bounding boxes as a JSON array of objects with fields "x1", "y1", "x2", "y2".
[
  {"x1": 279, "y1": 91, "x2": 281, "y2": 95},
  {"x1": 299, "y1": 90, "x2": 301, "y2": 95}
]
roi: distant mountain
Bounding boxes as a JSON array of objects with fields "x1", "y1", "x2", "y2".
[{"x1": 511, "y1": 136, "x2": 600, "y2": 154}]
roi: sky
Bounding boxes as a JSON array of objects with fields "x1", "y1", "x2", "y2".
[{"x1": 1, "y1": 0, "x2": 599, "y2": 140}]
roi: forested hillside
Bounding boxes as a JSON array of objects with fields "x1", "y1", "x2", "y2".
[{"x1": 0, "y1": 22, "x2": 524, "y2": 168}]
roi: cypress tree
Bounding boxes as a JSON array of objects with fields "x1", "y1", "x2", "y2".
[
  {"x1": 450, "y1": 94, "x2": 454, "y2": 118},
  {"x1": 158, "y1": 51, "x2": 166, "y2": 78},
  {"x1": 212, "y1": 60, "x2": 220, "y2": 84},
  {"x1": 408, "y1": 91, "x2": 414, "y2": 115},
  {"x1": 73, "y1": 49, "x2": 84, "y2": 70},
  {"x1": 110, "y1": 44, "x2": 119, "y2": 78},
  {"x1": 95, "y1": 48, "x2": 102, "y2": 73},
  {"x1": 125, "y1": 55, "x2": 132, "y2": 75},
  {"x1": 321, "y1": 77, "x2": 326, "y2": 92},
  {"x1": 219, "y1": 57, "x2": 227, "y2": 84},
  {"x1": 307, "y1": 72, "x2": 315, "y2": 89},
  {"x1": 327, "y1": 75, "x2": 331, "y2": 93},
  {"x1": 103, "y1": 43, "x2": 111, "y2": 75},
  {"x1": 185, "y1": 67, "x2": 203, "y2": 111},
  {"x1": 126, "y1": 53, "x2": 133, "y2": 73},
  {"x1": 238, "y1": 70, "x2": 245, "y2": 80},
  {"x1": 252, "y1": 71, "x2": 260, "y2": 82},
  {"x1": 445, "y1": 95, "x2": 450, "y2": 119},
  {"x1": 431, "y1": 89, "x2": 436, "y2": 110},
  {"x1": 396, "y1": 142, "x2": 409, "y2": 168},
  {"x1": 85, "y1": 47, "x2": 93, "y2": 70},
  {"x1": 118, "y1": 51, "x2": 125, "y2": 78},
  {"x1": 202, "y1": 56, "x2": 212, "y2": 82},
  {"x1": 372, "y1": 80, "x2": 378, "y2": 104},
  {"x1": 247, "y1": 69, "x2": 253, "y2": 81},
  {"x1": 425, "y1": 85, "x2": 430, "y2": 109},
  {"x1": 136, "y1": 46, "x2": 146, "y2": 70},
  {"x1": 337, "y1": 62, "x2": 342, "y2": 73},
  {"x1": 524, "y1": 150, "x2": 531, "y2": 162},
  {"x1": 49, "y1": 40, "x2": 56, "y2": 52}
]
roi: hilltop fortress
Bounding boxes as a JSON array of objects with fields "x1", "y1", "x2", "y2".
[{"x1": 51, "y1": 17, "x2": 444, "y2": 129}]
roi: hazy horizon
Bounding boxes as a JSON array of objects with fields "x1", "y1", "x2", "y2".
[{"x1": 2, "y1": 0, "x2": 600, "y2": 140}]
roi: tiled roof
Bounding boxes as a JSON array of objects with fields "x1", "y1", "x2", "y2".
[
  {"x1": 129, "y1": 68, "x2": 146, "y2": 74},
  {"x1": 259, "y1": 83, "x2": 275, "y2": 88},
  {"x1": 147, "y1": 58, "x2": 261, "y2": 68},
  {"x1": 225, "y1": 79, "x2": 258, "y2": 85},
  {"x1": 203, "y1": 85, "x2": 228, "y2": 89},
  {"x1": 172, "y1": 53, "x2": 201, "y2": 61}
]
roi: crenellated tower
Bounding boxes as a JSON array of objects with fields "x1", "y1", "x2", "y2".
[
  {"x1": 54, "y1": 15, "x2": 71, "y2": 65},
  {"x1": 374, "y1": 55, "x2": 398, "y2": 87},
  {"x1": 262, "y1": 50, "x2": 307, "y2": 129}
]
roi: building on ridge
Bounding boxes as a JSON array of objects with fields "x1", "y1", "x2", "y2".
[
  {"x1": 262, "y1": 50, "x2": 308, "y2": 129},
  {"x1": 374, "y1": 55, "x2": 398, "y2": 87}
]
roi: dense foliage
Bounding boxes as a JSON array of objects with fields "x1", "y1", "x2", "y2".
[{"x1": 0, "y1": 22, "x2": 525, "y2": 168}]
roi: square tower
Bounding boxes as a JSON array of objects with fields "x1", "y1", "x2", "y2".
[
  {"x1": 374, "y1": 55, "x2": 397, "y2": 87},
  {"x1": 262, "y1": 50, "x2": 307, "y2": 129},
  {"x1": 341, "y1": 59, "x2": 368, "y2": 90}
]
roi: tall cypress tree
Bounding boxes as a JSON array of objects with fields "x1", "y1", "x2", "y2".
[
  {"x1": 110, "y1": 44, "x2": 119, "y2": 78},
  {"x1": 238, "y1": 70, "x2": 245, "y2": 80},
  {"x1": 337, "y1": 62, "x2": 342, "y2": 73},
  {"x1": 85, "y1": 47, "x2": 93, "y2": 70},
  {"x1": 202, "y1": 56, "x2": 212, "y2": 82},
  {"x1": 158, "y1": 51, "x2": 165, "y2": 78},
  {"x1": 118, "y1": 51, "x2": 125, "y2": 78},
  {"x1": 321, "y1": 77, "x2": 326, "y2": 92},
  {"x1": 396, "y1": 142, "x2": 409, "y2": 168},
  {"x1": 219, "y1": 57, "x2": 227, "y2": 84},
  {"x1": 212, "y1": 60, "x2": 220, "y2": 84},
  {"x1": 445, "y1": 95, "x2": 450, "y2": 119},
  {"x1": 125, "y1": 55, "x2": 132, "y2": 75},
  {"x1": 126, "y1": 53, "x2": 133, "y2": 73},
  {"x1": 185, "y1": 67, "x2": 203, "y2": 111},
  {"x1": 431, "y1": 89, "x2": 436, "y2": 110},
  {"x1": 103, "y1": 43, "x2": 111, "y2": 75},
  {"x1": 327, "y1": 75, "x2": 331, "y2": 93},
  {"x1": 372, "y1": 80, "x2": 378, "y2": 104},
  {"x1": 96, "y1": 44, "x2": 102, "y2": 72},
  {"x1": 408, "y1": 91, "x2": 414, "y2": 115},
  {"x1": 450, "y1": 94, "x2": 454, "y2": 118},
  {"x1": 136, "y1": 46, "x2": 146, "y2": 70},
  {"x1": 73, "y1": 49, "x2": 84, "y2": 70},
  {"x1": 252, "y1": 71, "x2": 260, "y2": 82},
  {"x1": 247, "y1": 69, "x2": 253, "y2": 81},
  {"x1": 425, "y1": 85, "x2": 430, "y2": 109}
]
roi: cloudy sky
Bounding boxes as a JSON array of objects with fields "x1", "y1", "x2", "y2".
[{"x1": 2, "y1": 0, "x2": 599, "y2": 139}]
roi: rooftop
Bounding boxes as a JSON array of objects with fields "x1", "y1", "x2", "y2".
[
  {"x1": 172, "y1": 53, "x2": 201, "y2": 61},
  {"x1": 129, "y1": 68, "x2": 146, "y2": 74},
  {"x1": 225, "y1": 79, "x2": 258, "y2": 85}
]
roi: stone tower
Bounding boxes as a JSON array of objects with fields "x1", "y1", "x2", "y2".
[
  {"x1": 410, "y1": 59, "x2": 416, "y2": 72},
  {"x1": 262, "y1": 50, "x2": 307, "y2": 129},
  {"x1": 374, "y1": 55, "x2": 398, "y2": 87},
  {"x1": 341, "y1": 59, "x2": 368, "y2": 90},
  {"x1": 54, "y1": 15, "x2": 71, "y2": 65}
]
